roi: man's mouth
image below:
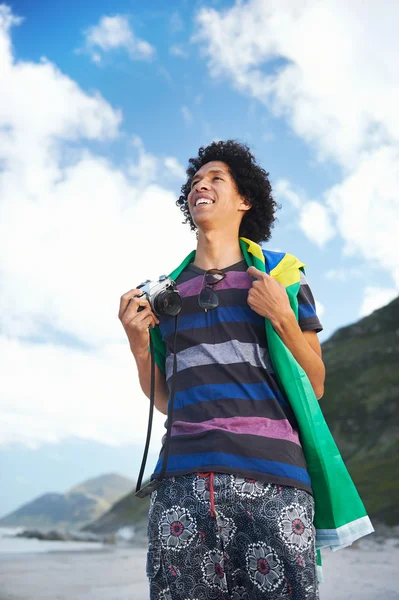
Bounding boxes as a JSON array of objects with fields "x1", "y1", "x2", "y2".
[{"x1": 194, "y1": 197, "x2": 215, "y2": 207}]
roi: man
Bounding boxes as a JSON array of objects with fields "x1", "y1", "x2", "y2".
[{"x1": 119, "y1": 140, "x2": 325, "y2": 599}]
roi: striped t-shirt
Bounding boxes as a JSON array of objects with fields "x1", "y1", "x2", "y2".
[{"x1": 152, "y1": 258, "x2": 322, "y2": 493}]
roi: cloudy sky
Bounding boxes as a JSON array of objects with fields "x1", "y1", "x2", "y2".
[{"x1": 1, "y1": 0, "x2": 398, "y2": 515}]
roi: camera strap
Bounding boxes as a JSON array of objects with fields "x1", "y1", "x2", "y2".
[{"x1": 135, "y1": 315, "x2": 179, "y2": 498}]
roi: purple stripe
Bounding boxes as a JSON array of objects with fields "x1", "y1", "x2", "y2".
[
  {"x1": 171, "y1": 416, "x2": 300, "y2": 445},
  {"x1": 178, "y1": 271, "x2": 252, "y2": 298}
]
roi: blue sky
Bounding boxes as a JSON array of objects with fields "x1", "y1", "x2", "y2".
[{"x1": 1, "y1": 0, "x2": 398, "y2": 516}]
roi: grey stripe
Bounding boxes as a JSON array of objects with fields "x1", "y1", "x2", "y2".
[{"x1": 166, "y1": 340, "x2": 274, "y2": 381}]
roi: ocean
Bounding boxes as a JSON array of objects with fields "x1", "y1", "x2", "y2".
[{"x1": 0, "y1": 526, "x2": 106, "y2": 557}]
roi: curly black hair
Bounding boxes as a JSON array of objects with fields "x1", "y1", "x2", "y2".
[{"x1": 176, "y1": 140, "x2": 279, "y2": 243}]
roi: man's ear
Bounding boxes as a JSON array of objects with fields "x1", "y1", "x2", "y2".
[{"x1": 238, "y1": 196, "x2": 252, "y2": 212}]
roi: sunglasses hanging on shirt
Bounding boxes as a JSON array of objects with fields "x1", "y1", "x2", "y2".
[{"x1": 198, "y1": 268, "x2": 226, "y2": 311}]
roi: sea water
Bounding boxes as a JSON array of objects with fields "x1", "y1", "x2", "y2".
[{"x1": 0, "y1": 526, "x2": 105, "y2": 557}]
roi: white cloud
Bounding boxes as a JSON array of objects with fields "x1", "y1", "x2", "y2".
[
  {"x1": 127, "y1": 137, "x2": 186, "y2": 185},
  {"x1": 274, "y1": 179, "x2": 302, "y2": 209},
  {"x1": 194, "y1": 1, "x2": 399, "y2": 166},
  {"x1": 164, "y1": 156, "x2": 186, "y2": 180},
  {"x1": 0, "y1": 6, "x2": 194, "y2": 448},
  {"x1": 0, "y1": 338, "x2": 168, "y2": 447},
  {"x1": 194, "y1": 0, "x2": 399, "y2": 285},
  {"x1": 326, "y1": 147, "x2": 399, "y2": 285},
  {"x1": 170, "y1": 44, "x2": 189, "y2": 59},
  {"x1": 127, "y1": 135, "x2": 158, "y2": 186},
  {"x1": 275, "y1": 179, "x2": 335, "y2": 246},
  {"x1": 0, "y1": 4, "x2": 22, "y2": 36},
  {"x1": 298, "y1": 201, "x2": 335, "y2": 247},
  {"x1": 81, "y1": 15, "x2": 155, "y2": 64},
  {"x1": 359, "y1": 287, "x2": 398, "y2": 318},
  {"x1": 181, "y1": 105, "x2": 193, "y2": 124},
  {"x1": 325, "y1": 268, "x2": 364, "y2": 281},
  {"x1": 315, "y1": 300, "x2": 325, "y2": 318}
]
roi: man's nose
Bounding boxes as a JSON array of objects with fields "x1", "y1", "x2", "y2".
[{"x1": 194, "y1": 179, "x2": 210, "y2": 191}]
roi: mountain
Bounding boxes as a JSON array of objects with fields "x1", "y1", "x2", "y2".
[
  {"x1": 67, "y1": 473, "x2": 134, "y2": 506},
  {"x1": 319, "y1": 296, "x2": 399, "y2": 526},
  {"x1": 82, "y1": 297, "x2": 399, "y2": 537},
  {"x1": 80, "y1": 481, "x2": 150, "y2": 542},
  {"x1": 0, "y1": 473, "x2": 134, "y2": 530}
]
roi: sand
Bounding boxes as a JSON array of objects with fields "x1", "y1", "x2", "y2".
[{"x1": 0, "y1": 539, "x2": 398, "y2": 600}]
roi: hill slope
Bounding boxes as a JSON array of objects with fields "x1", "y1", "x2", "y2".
[
  {"x1": 0, "y1": 473, "x2": 134, "y2": 529},
  {"x1": 320, "y1": 296, "x2": 399, "y2": 525},
  {"x1": 80, "y1": 482, "x2": 150, "y2": 539},
  {"x1": 68, "y1": 473, "x2": 134, "y2": 506}
]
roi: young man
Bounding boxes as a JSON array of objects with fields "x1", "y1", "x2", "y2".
[{"x1": 119, "y1": 140, "x2": 325, "y2": 599}]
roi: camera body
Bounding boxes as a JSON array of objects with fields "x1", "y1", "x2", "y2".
[{"x1": 137, "y1": 275, "x2": 182, "y2": 317}]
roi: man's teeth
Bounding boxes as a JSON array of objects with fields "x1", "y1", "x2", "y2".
[{"x1": 195, "y1": 198, "x2": 214, "y2": 206}]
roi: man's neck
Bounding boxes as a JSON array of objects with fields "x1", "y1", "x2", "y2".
[{"x1": 192, "y1": 230, "x2": 244, "y2": 270}]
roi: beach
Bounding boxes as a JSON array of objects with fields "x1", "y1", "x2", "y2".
[{"x1": 0, "y1": 537, "x2": 398, "y2": 599}]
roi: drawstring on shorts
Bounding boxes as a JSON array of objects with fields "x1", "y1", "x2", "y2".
[{"x1": 197, "y1": 472, "x2": 218, "y2": 518}]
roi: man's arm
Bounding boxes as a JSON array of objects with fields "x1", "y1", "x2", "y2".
[
  {"x1": 272, "y1": 318, "x2": 325, "y2": 399},
  {"x1": 118, "y1": 288, "x2": 169, "y2": 415},
  {"x1": 134, "y1": 351, "x2": 169, "y2": 415}
]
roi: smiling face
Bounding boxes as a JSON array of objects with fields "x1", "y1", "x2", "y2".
[{"x1": 187, "y1": 160, "x2": 251, "y2": 233}]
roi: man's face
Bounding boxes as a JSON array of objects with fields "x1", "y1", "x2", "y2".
[{"x1": 187, "y1": 160, "x2": 250, "y2": 231}]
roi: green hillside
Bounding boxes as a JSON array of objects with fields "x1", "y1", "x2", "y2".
[
  {"x1": 81, "y1": 481, "x2": 150, "y2": 539},
  {"x1": 320, "y1": 296, "x2": 399, "y2": 525}
]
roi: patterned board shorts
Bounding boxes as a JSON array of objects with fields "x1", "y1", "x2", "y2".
[{"x1": 146, "y1": 472, "x2": 319, "y2": 600}]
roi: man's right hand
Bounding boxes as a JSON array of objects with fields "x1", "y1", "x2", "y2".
[{"x1": 118, "y1": 289, "x2": 160, "y2": 358}]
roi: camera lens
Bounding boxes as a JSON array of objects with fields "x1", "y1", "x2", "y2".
[{"x1": 154, "y1": 290, "x2": 182, "y2": 316}]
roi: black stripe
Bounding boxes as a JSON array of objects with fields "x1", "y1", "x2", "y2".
[
  {"x1": 299, "y1": 317, "x2": 323, "y2": 332},
  {"x1": 169, "y1": 362, "x2": 275, "y2": 392},
  {"x1": 297, "y1": 283, "x2": 315, "y2": 305},
  {"x1": 179, "y1": 288, "x2": 251, "y2": 315},
  {"x1": 160, "y1": 430, "x2": 307, "y2": 469},
  {"x1": 164, "y1": 320, "x2": 267, "y2": 352},
  {"x1": 172, "y1": 397, "x2": 292, "y2": 424}
]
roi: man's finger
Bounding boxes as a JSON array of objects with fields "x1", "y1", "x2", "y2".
[
  {"x1": 118, "y1": 289, "x2": 149, "y2": 320},
  {"x1": 247, "y1": 266, "x2": 266, "y2": 279},
  {"x1": 123, "y1": 306, "x2": 158, "y2": 329}
]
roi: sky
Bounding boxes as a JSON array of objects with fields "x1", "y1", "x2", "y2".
[{"x1": 1, "y1": 0, "x2": 398, "y2": 516}]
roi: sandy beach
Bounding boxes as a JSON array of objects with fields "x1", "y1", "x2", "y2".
[{"x1": 0, "y1": 538, "x2": 398, "y2": 600}]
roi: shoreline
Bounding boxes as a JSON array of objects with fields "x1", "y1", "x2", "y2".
[{"x1": 0, "y1": 538, "x2": 398, "y2": 600}]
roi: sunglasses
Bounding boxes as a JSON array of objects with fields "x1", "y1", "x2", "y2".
[{"x1": 198, "y1": 268, "x2": 226, "y2": 311}]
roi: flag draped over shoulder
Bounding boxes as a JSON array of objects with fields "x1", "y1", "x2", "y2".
[{"x1": 148, "y1": 237, "x2": 374, "y2": 580}]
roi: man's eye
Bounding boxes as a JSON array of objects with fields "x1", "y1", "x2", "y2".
[{"x1": 190, "y1": 176, "x2": 223, "y2": 189}]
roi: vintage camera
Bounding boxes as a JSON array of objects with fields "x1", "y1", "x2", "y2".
[{"x1": 136, "y1": 275, "x2": 182, "y2": 317}]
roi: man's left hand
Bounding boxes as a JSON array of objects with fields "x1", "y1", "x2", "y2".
[{"x1": 246, "y1": 266, "x2": 292, "y2": 324}]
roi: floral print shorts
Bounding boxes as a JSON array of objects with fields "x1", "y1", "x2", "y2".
[{"x1": 146, "y1": 472, "x2": 319, "y2": 600}]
